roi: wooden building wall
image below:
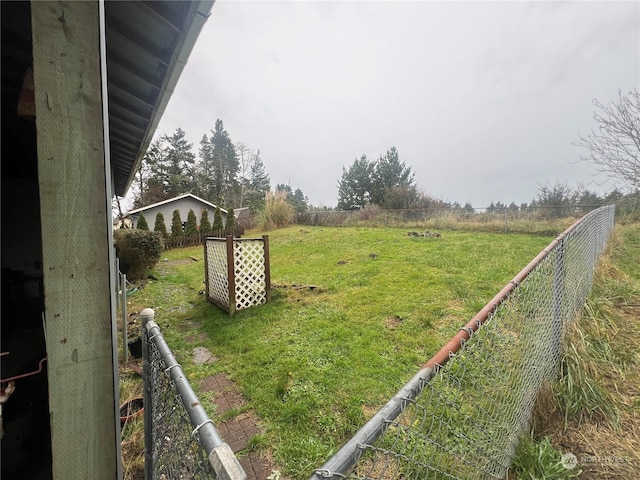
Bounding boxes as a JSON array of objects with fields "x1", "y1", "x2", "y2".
[{"x1": 31, "y1": 1, "x2": 119, "y2": 478}]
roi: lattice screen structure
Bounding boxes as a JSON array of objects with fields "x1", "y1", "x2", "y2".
[
  {"x1": 311, "y1": 205, "x2": 615, "y2": 480},
  {"x1": 204, "y1": 236, "x2": 271, "y2": 315}
]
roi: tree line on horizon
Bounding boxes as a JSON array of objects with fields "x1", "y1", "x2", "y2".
[
  {"x1": 131, "y1": 119, "x2": 309, "y2": 215},
  {"x1": 128, "y1": 88, "x2": 639, "y2": 220}
]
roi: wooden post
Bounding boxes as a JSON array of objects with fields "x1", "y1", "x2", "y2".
[
  {"x1": 203, "y1": 237, "x2": 210, "y2": 301},
  {"x1": 262, "y1": 235, "x2": 271, "y2": 302},
  {"x1": 31, "y1": 1, "x2": 118, "y2": 478},
  {"x1": 226, "y1": 235, "x2": 236, "y2": 315}
]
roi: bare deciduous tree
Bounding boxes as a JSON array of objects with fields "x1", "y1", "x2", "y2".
[{"x1": 577, "y1": 88, "x2": 640, "y2": 190}]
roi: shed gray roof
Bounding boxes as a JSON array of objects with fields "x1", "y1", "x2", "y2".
[{"x1": 105, "y1": 1, "x2": 214, "y2": 197}]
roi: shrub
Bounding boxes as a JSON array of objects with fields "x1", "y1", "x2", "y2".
[
  {"x1": 154, "y1": 212, "x2": 167, "y2": 238},
  {"x1": 200, "y1": 208, "x2": 211, "y2": 234},
  {"x1": 212, "y1": 206, "x2": 224, "y2": 231},
  {"x1": 171, "y1": 209, "x2": 183, "y2": 237},
  {"x1": 225, "y1": 207, "x2": 236, "y2": 229},
  {"x1": 114, "y1": 229, "x2": 162, "y2": 281},
  {"x1": 136, "y1": 214, "x2": 149, "y2": 230},
  {"x1": 255, "y1": 190, "x2": 294, "y2": 230},
  {"x1": 185, "y1": 209, "x2": 198, "y2": 235}
]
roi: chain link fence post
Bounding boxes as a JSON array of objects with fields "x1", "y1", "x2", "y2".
[
  {"x1": 141, "y1": 308, "x2": 154, "y2": 480},
  {"x1": 551, "y1": 235, "x2": 565, "y2": 369},
  {"x1": 140, "y1": 307, "x2": 247, "y2": 479},
  {"x1": 122, "y1": 272, "x2": 128, "y2": 365}
]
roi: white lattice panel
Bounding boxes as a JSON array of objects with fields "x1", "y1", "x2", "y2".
[
  {"x1": 205, "y1": 237, "x2": 269, "y2": 314},
  {"x1": 205, "y1": 240, "x2": 229, "y2": 310},
  {"x1": 233, "y1": 240, "x2": 267, "y2": 310}
]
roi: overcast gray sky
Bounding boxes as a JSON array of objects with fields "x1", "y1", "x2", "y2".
[{"x1": 153, "y1": 0, "x2": 639, "y2": 208}]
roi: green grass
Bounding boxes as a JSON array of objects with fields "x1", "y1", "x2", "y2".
[
  {"x1": 511, "y1": 435, "x2": 582, "y2": 479},
  {"x1": 125, "y1": 226, "x2": 554, "y2": 478}
]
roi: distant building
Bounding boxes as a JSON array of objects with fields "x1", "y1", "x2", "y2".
[{"x1": 124, "y1": 193, "x2": 230, "y2": 231}]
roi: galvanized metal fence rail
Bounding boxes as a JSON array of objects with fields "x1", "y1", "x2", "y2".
[
  {"x1": 312, "y1": 205, "x2": 615, "y2": 480},
  {"x1": 141, "y1": 309, "x2": 247, "y2": 480}
]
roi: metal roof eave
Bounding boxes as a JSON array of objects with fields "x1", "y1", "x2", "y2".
[{"x1": 111, "y1": 0, "x2": 214, "y2": 197}]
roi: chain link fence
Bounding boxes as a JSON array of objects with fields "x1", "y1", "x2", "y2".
[
  {"x1": 312, "y1": 205, "x2": 615, "y2": 480},
  {"x1": 141, "y1": 309, "x2": 247, "y2": 480},
  {"x1": 297, "y1": 205, "x2": 606, "y2": 228}
]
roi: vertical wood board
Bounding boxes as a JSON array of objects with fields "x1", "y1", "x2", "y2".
[{"x1": 31, "y1": 1, "x2": 117, "y2": 478}]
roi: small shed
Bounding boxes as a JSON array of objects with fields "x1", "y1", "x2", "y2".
[{"x1": 124, "y1": 193, "x2": 230, "y2": 230}]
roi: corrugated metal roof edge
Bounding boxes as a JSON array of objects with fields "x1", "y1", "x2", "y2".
[{"x1": 117, "y1": 0, "x2": 215, "y2": 197}]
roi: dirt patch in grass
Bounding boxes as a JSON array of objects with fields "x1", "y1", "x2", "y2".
[
  {"x1": 384, "y1": 315, "x2": 403, "y2": 330},
  {"x1": 163, "y1": 258, "x2": 198, "y2": 266}
]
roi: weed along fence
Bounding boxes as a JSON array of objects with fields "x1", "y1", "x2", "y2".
[
  {"x1": 311, "y1": 205, "x2": 615, "y2": 480},
  {"x1": 204, "y1": 235, "x2": 271, "y2": 315},
  {"x1": 140, "y1": 309, "x2": 247, "y2": 480}
]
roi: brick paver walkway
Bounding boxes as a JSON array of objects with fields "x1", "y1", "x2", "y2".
[{"x1": 200, "y1": 373, "x2": 273, "y2": 479}]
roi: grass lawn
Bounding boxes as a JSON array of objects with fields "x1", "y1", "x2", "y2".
[{"x1": 122, "y1": 226, "x2": 555, "y2": 478}]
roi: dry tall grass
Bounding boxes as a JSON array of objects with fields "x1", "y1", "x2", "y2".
[
  {"x1": 255, "y1": 191, "x2": 295, "y2": 230},
  {"x1": 526, "y1": 227, "x2": 640, "y2": 479}
]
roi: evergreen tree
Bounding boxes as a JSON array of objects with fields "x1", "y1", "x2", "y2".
[
  {"x1": 212, "y1": 206, "x2": 224, "y2": 231},
  {"x1": 275, "y1": 184, "x2": 308, "y2": 213},
  {"x1": 337, "y1": 154, "x2": 374, "y2": 210},
  {"x1": 163, "y1": 128, "x2": 196, "y2": 197},
  {"x1": 200, "y1": 208, "x2": 211, "y2": 234},
  {"x1": 185, "y1": 209, "x2": 198, "y2": 236},
  {"x1": 140, "y1": 130, "x2": 196, "y2": 204},
  {"x1": 143, "y1": 139, "x2": 171, "y2": 204},
  {"x1": 244, "y1": 150, "x2": 271, "y2": 213},
  {"x1": 371, "y1": 146, "x2": 415, "y2": 207},
  {"x1": 171, "y1": 209, "x2": 183, "y2": 237},
  {"x1": 199, "y1": 119, "x2": 239, "y2": 205},
  {"x1": 137, "y1": 213, "x2": 149, "y2": 230},
  {"x1": 291, "y1": 188, "x2": 308, "y2": 213},
  {"x1": 225, "y1": 207, "x2": 236, "y2": 228},
  {"x1": 154, "y1": 212, "x2": 168, "y2": 237}
]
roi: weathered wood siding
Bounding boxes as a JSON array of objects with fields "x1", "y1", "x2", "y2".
[{"x1": 32, "y1": 1, "x2": 118, "y2": 478}]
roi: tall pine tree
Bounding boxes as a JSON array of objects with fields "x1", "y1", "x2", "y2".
[
  {"x1": 371, "y1": 147, "x2": 415, "y2": 207},
  {"x1": 337, "y1": 154, "x2": 374, "y2": 210},
  {"x1": 163, "y1": 128, "x2": 196, "y2": 197},
  {"x1": 199, "y1": 119, "x2": 239, "y2": 205},
  {"x1": 245, "y1": 150, "x2": 271, "y2": 213}
]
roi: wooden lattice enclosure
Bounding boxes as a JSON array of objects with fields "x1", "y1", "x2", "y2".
[{"x1": 204, "y1": 236, "x2": 270, "y2": 315}]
